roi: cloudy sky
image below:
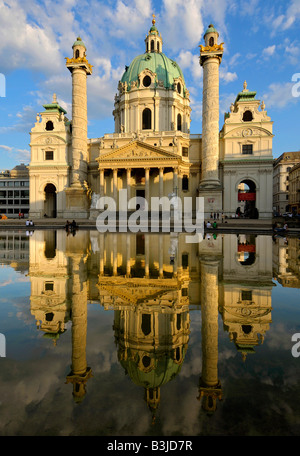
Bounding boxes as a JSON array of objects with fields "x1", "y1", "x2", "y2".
[{"x1": 0, "y1": 0, "x2": 299, "y2": 169}]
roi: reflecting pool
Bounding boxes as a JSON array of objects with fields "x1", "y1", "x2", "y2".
[{"x1": 0, "y1": 229, "x2": 299, "y2": 436}]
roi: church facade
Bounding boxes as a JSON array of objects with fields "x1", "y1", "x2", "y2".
[{"x1": 29, "y1": 18, "x2": 274, "y2": 220}]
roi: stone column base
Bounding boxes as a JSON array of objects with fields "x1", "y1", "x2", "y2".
[
  {"x1": 198, "y1": 188, "x2": 223, "y2": 219},
  {"x1": 64, "y1": 186, "x2": 90, "y2": 219}
]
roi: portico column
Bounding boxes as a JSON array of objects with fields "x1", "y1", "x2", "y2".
[
  {"x1": 159, "y1": 167, "x2": 164, "y2": 198},
  {"x1": 100, "y1": 169, "x2": 104, "y2": 197},
  {"x1": 145, "y1": 167, "x2": 150, "y2": 209},
  {"x1": 127, "y1": 168, "x2": 131, "y2": 203},
  {"x1": 113, "y1": 168, "x2": 118, "y2": 202},
  {"x1": 173, "y1": 168, "x2": 178, "y2": 195}
]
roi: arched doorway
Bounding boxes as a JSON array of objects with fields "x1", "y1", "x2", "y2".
[
  {"x1": 237, "y1": 179, "x2": 258, "y2": 219},
  {"x1": 44, "y1": 183, "x2": 57, "y2": 218}
]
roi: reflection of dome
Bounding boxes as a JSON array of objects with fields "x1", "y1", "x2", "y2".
[
  {"x1": 120, "y1": 346, "x2": 187, "y2": 423},
  {"x1": 120, "y1": 348, "x2": 187, "y2": 389},
  {"x1": 120, "y1": 52, "x2": 187, "y2": 92}
]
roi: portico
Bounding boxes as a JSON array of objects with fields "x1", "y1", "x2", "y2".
[{"x1": 96, "y1": 141, "x2": 190, "y2": 210}]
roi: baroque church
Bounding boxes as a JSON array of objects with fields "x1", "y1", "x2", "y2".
[{"x1": 29, "y1": 17, "x2": 274, "y2": 220}]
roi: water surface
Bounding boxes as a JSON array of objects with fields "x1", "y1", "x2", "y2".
[{"x1": 0, "y1": 229, "x2": 299, "y2": 436}]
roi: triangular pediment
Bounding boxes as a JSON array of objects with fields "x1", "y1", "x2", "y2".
[
  {"x1": 97, "y1": 276, "x2": 180, "y2": 305},
  {"x1": 97, "y1": 140, "x2": 182, "y2": 164}
]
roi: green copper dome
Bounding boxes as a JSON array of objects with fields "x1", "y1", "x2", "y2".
[
  {"x1": 204, "y1": 24, "x2": 219, "y2": 36},
  {"x1": 72, "y1": 37, "x2": 86, "y2": 49},
  {"x1": 120, "y1": 51, "x2": 187, "y2": 92}
]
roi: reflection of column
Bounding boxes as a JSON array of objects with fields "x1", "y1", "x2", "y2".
[
  {"x1": 127, "y1": 168, "x2": 131, "y2": 202},
  {"x1": 198, "y1": 257, "x2": 222, "y2": 413},
  {"x1": 159, "y1": 167, "x2": 164, "y2": 198},
  {"x1": 100, "y1": 169, "x2": 104, "y2": 197},
  {"x1": 66, "y1": 254, "x2": 92, "y2": 402},
  {"x1": 145, "y1": 235, "x2": 149, "y2": 278},
  {"x1": 113, "y1": 234, "x2": 117, "y2": 276},
  {"x1": 126, "y1": 233, "x2": 131, "y2": 277},
  {"x1": 159, "y1": 235, "x2": 163, "y2": 278},
  {"x1": 99, "y1": 234, "x2": 104, "y2": 276}
]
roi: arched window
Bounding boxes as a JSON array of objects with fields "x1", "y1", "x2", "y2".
[
  {"x1": 75, "y1": 49, "x2": 80, "y2": 59},
  {"x1": 45, "y1": 120, "x2": 54, "y2": 131},
  {"x1": 142, "y1": 108, "x2": 152, "y2": 130},
  {"x1": 157, "y1": 42, "x2": 160, "y2": 52},
  {"x1": 209, "y1": 36, "x2": 214, "y2": 46},
  {"x1": 151, "y1": 40, "x2": 154, "y2": 51},
  {"x1": 242, "y1": 110, "x2": 253, "y2": 121},
  {"x1": 177, "y1": 113, "x2": 182, "y2": 131}
]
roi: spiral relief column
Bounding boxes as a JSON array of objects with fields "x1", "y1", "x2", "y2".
[
  {"x1": 198, "y1": 25, "x2": 224, "y2": 217},
  {"x1": 64, "y1": 37, "x2": 93, "y2": 218}
]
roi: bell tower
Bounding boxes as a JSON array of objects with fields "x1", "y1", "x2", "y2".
[
  {"x1": 198, "y1": 24, "x2": 224, "y2": 217},
  {"x1": 64, "y1": 37, "x2": 93, "y2": 218}
]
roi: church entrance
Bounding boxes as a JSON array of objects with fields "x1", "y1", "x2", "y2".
[
  {"x1": 44, "y1": 183, "x2": 57, "y2": 218},
  {"x1": 136, "y1": 189, "x2": 145, "y2": 210},
  {"x1": 237, "y1": 179, "x2": 258, "y2": 219}
]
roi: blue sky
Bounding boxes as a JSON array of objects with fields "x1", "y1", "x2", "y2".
[{"x1": 0, "y1": 0, "x2": 299, "y2": 169}]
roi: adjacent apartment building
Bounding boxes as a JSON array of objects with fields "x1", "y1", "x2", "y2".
[
  {"x1": 273, "y1": 152, "x2": 300, "y2": 215},
  {"x1": 289, "y1": 162, "x2": 300, "y2": 215},
  {"x1": 0, "y1": 164, "x2": 30, "y2": 218}
]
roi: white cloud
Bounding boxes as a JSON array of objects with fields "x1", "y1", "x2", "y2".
[
  {"x1": 262, "y1": 81, "x2": 299, "y2": 109},
  {"x1": 220, "y1": 69, "x2": 238, "y2": 83},
  {"x1": 263, "y1": 44, "x2": 276, "y2": 58},
  {"x1": 270, "y1": 0, "x2": 300, "y2": 34},
  {"x1": 160, "y1": 0, "x2": 205, "y2": 51},
  {"x1": 0, "y1": 1, "x2": 63, "y2": 74},
  {"x1": 229, "y1": 52, "x2": 241, "y2": 67},
  {"x1": 0, "y1": 145, "x2": 13, "y2": 152},
  {"x1": 176, "y1": 50, "x2": 202, "y2": 81}
]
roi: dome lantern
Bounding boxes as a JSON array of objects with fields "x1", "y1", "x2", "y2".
[{"x1": 145, "y1": 14, "x2": 163, "y2": 53}]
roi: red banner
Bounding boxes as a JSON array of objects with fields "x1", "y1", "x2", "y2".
[
  {"x1": 238, "y1": 244, "x2": 256, "y2": 252},
  {"x1": 238, "y1": 192, "x2": 256, "y2": 201}
]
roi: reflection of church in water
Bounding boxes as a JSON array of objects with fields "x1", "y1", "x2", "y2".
[{"x1": 28, "y1": 229, "x2": 273, "y2": 415}]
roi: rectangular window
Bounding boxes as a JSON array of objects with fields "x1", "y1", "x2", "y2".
[
  {"x1": 242, "y1": 144, "x2": 253, "y2": 155},
  {"x1": 182, "y1": 253, "x2": 189, "y2": 269},
  {"x1": 182, "y1": 147, "x2": 189, "y2": 157},
  {"x1": 182, "y1": 175, "x2": 189, "y2": 191},
  {"x1": 45, "y1": 282, "x2": 54, "y2": 291},
  {"x1": 45, "y1": 150, "x2": 54, "y2": 160},
  {"x1": 241, "y1": 290, "x2": 252, "y2": 301}
]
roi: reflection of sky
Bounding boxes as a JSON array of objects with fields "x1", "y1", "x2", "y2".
[{"x1": 0, "y1": 255, "x2": 300, "y2": 436}]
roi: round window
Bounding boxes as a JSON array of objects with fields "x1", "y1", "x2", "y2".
[{"x1": 143, "y1": 75, "x2": 151, "y2": 87}]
